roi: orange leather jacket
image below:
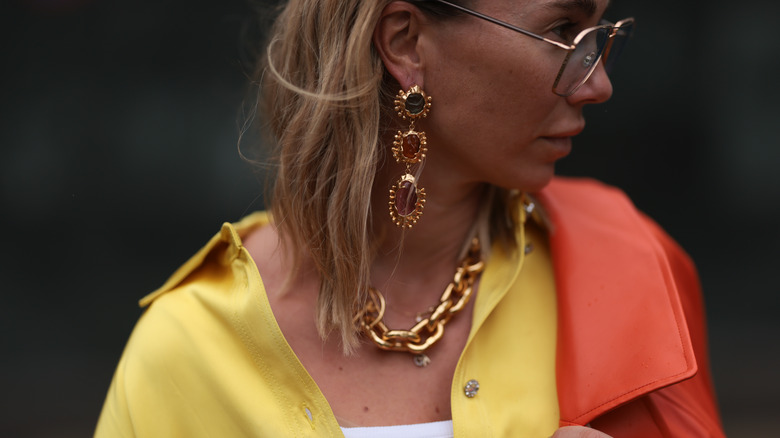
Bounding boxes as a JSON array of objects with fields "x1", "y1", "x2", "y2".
[{"x1": 538, "y1": 178, "x2": 725, "y2": 437}]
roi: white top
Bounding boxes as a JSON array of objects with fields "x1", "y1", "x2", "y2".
[{"x1": 341, "y1": 420, "x2": 454, "y2": 438}]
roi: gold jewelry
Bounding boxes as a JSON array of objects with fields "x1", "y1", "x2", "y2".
[
  {"x1": 363, "y1": 194, "x2": 537, "y2": 366},
  {"x1": 359, "y1": 238, "x2": 484, "y2": 366},
  {"x1": 389, "y1": 85, "x2": 432, "y2": 228}
]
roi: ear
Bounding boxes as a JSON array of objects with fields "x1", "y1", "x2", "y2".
[{"x1": 373, "y1": 1, "x2": 427, "y2": 91}]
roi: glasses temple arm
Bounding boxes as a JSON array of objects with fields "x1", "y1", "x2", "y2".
[{"x1": 431, "y1": 0, "x2": 573, "y2": 50}]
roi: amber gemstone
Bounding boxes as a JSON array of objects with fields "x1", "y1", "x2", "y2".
[
  {"x1": 405, "y1": 93, "x2": 425, "y2": 115},
  {"x1": 402, "y1": 134, "x2": 420, "y2": 159},
  {"x1": 395, "y1": 181, "x2": 417, "y2": 217}
]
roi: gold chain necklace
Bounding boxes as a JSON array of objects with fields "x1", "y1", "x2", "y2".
[{"x1": 358, "y1": 238, "x2": 484, "y2": 367}]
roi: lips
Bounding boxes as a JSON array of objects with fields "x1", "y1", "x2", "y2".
[
  {"x1": 541, "y1": 136, "x2": 572, "y2": 157},
  {"x1": 543, "y1": 124, "x2": 585, "y2": 139},
  {"x1": 539, "y1": 123, "x2": 584, "y2": 158}
]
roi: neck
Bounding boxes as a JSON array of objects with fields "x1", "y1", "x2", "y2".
[{"x1": 369, "y1": 140, "x2": 489, "y2": 318}]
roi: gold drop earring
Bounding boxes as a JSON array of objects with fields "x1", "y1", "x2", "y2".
[{"x1": 389, "y1": 85, "x2": 432, "y2": 228}]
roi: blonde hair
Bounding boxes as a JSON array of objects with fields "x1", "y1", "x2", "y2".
[{"x1": 257, "y1": 0, "x2": 517, "y2": 354}]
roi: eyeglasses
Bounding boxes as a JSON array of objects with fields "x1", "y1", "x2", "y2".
[{"x1": 426, "y1": 0, "x2": 634, "y2": 97}]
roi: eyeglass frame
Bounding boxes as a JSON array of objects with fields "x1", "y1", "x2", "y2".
[{"x1": 423, "y1": 0, "x2": 634, "y2": 97}]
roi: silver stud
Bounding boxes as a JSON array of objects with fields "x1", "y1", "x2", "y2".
[
  {"x1": 524, "y1": 201, "x2": 535, "y2": 215},
  {"x1": 414, "y1": 354, "x2": 431, "y2": 367},
  {"x1": 524, "y1": 243, "x2": 534, "y2": 254},
  {"x1": 464, "y1": 379, "x2": 480, "y2": 398}
]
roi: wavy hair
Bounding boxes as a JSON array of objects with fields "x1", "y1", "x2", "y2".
[{"x1": 257, "y1": 0, "x2": 516, "y2": 354}]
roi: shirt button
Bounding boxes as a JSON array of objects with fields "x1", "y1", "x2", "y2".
[{"x1": 464, "y1": 379, "x2": 479, "y2": 398}]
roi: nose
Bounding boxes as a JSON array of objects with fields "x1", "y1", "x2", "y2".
[{"x1": 566, "y1": 61, "x2": 613, "y2": 105}]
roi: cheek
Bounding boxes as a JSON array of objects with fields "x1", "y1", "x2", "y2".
[
  {"x1": 425, "y1": 69, "x2": 559, "y2": 161},
  {"x1": 474, "y1": 59, "x2": 557, "y2": 123},
  {"x1": 439, "y1": 66, "x2": 544, "y2": 118},
  {"x1": 423, "y1": 31, "x2": 561, "y2": 148}
]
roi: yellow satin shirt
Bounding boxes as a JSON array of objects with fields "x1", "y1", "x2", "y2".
[{"x1": 96, "y1": 211, "x2": 558, "y2": 437}]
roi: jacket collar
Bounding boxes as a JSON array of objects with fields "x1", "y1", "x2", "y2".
[{"x1": 537, "y1": 178, "x2": 698, "y2": 426}]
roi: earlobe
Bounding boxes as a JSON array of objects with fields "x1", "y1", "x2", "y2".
[{"x1": 373, "y1": 2, "x2": 425, "y2": 90}]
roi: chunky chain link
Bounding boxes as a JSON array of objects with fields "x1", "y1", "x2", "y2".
[{"x1": 359, "y1": 238, "x2": 485, "y2": 354}]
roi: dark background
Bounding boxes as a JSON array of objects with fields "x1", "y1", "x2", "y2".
[{"x1": 2, "y1": 0, "x2": 778, "y2": 436}]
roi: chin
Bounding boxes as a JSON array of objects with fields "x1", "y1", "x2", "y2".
[
  {"x1": 509, "y1": 165, "x2": 557, "y2": 194},
  {"x1": 526, "y1": 179, "x2": 554, "y2": 194}
]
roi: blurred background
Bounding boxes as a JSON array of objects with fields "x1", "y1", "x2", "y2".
[{"x1": 1, "y1": 0, "x2": 777, "y2": 436}]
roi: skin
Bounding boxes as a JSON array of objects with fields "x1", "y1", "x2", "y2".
[
  {"x1": 552, "y1": 426, "x2": 613, "y2": 438},
  {"x1": 245, "y1": 0, "x2": 615, "y2": 430}
]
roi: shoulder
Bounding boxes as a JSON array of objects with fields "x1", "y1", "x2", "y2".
[
  {"x1": 538, "y1": 177, "x2": 687, "y2": 243},
  {"x1": 542, "y1": 179, "x2": 721, "y2": 432},
  {"x1": 241, "y1": 218, "x2": 290, "y2": 301},
  {"x1": 127, "y1": 212, "x2": 274, "y2": 372},
  {"x1": 98, "y1": 212, "x2": 322, "y2": 436},
  {"x1": 537, "y1": 177, "x2": 698, "y2": 297},
  {"x1": 140, "y1": 211, "x2": 271, "y2": 306},
  {"x1": 537, "y1": 176, "x2": 637, "y2": 219}
]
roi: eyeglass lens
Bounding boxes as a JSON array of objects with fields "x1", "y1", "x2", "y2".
[
  {"x1": 555, "y1": 22, "x2": 633, "y2": 96},
  {"x1": 555, "y1": 27, "x2": 610, "y2": 96},
  {"x1": 604, "y1": 21, "x2": 633, "y2": 74}
]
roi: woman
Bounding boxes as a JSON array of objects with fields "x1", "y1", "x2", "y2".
[{"x1": 96, "y1": 0, "x2": 725, "y2": 437}]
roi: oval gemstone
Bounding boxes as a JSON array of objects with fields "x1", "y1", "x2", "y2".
[
  {"x1": 395, "y1": 180, "x2": 417, "y2": 217},
  {"x1": 405, "y1": 93, "x2": 425, "y2": 115},
  {"x1": 402, "y1": 133, "x2": 420, "y2": 159}
]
